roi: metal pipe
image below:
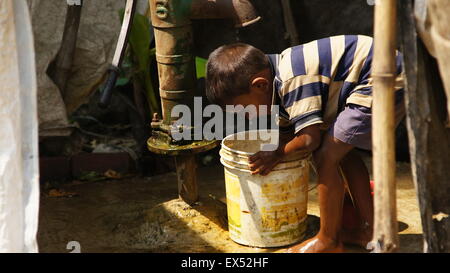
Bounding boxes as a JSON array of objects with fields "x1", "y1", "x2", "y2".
[
  {"x1": 176, "y1": 155, "x2": 198, "y2": 204},
  {"x1": 190, "y1": 0, "x2": 261, "y2": 27}
]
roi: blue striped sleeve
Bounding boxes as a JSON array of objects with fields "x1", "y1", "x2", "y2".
[
  {"x1": 281, "y1": 76, "x2": 327, "y2": 134},
  {"x1": 283, "y1": 81, "x2": 327, "y2": 108},
  {"x1": 292, "y1": 110, "x2": 323, "y2": 134}
]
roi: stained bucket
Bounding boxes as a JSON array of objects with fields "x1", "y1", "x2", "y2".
[{"x1": 220, "y1": 130, "x2": 309, "y2": 248}]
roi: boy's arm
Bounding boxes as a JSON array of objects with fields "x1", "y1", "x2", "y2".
[
  {"x1": 249, "y1": 124, "x2": 321, "y2": 176},
  {"x1": 281, "y1": 124, "x2": 321, "y2": 157}
]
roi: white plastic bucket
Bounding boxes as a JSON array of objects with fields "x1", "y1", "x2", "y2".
[{"x1": 220, "y1": 130, "x2": 309, "y2": 248}]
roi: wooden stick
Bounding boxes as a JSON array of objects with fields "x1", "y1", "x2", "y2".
[
  {"x1": 50, "y1": 2, "x2": 83, "y2": 99},
  {"x1": 368, "y1": 0, "x2": 399, "y2": 253}
]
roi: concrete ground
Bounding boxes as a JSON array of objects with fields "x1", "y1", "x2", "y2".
[{"x1": 37, "y1": 156, "x2": 423, "y2": 253}]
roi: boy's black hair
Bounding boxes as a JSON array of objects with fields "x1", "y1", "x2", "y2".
[{"x1": 205, "y1": 43, "x2": 270, "y2": 106}]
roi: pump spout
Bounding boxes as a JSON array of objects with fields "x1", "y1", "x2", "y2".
[{"x1": 190, "y1": 0, "x2": 261, "y2": 27}]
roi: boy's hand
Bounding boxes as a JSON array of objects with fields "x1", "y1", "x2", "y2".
[
  {"x1": 249, "y1": 150, "x2": 283, "y2": 176},
  {"x1": 249, "y1": 125, "x2": 320, "y2": 176}
]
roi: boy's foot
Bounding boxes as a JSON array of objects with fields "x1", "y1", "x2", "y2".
[
  {"x1": 286, "y1": 236, "x2": 344, "y2": 253},
  {"x1": 341, "y1": 227, "x2": 372, "y2": 249}
]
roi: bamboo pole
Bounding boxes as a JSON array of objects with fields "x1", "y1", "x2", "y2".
[{"x1": 368, "y1": 0, "x2": 399, "y2": 253}]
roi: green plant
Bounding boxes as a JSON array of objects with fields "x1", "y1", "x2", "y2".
[{"x1": 120, "y1": 11, "x2": 160, "y2": 115}]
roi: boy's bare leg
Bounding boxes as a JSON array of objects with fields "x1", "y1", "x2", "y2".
[
  {"x1": 340, "y1": 150, "x2": 374, "y2": 248},
  {"x1": 287, "y1": 134, "x2": 353, "y2": 253}
]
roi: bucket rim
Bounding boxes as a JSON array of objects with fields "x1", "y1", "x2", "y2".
[
  {"x1": 220, "y1": 157, "x2": 304, "y2": 173},
  {"x1": 221, "y1": 130, "x2": 279, "y2": 156},
  {"x1": 219, "y1": 147, "x2": 303, "y2": 165}
]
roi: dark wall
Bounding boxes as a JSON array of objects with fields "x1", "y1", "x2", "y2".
[
  {"x1": 292, "y1": 0, "x2": 374, "y2": 43},
  {"x1": 192, "y1": 0, "x2": 374, "y2": 58}
]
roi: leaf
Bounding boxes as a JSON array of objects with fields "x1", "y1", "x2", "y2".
[
  {"x1": 77, "y1": 171, "x2": 106, "y2": 182},
  {"x1": 196, "y1": 57, "x2": 207, "y2": 79},
  {"x1": 48, "y1": 189, "x2": 79, "y2": 198},
  {"x1": 116, "y1": 77, "x2": 130, "y2": 87},
  {"x1": 118, "y1": 10, "x2": 160, "y2": 114},
  {"x1": 128, "y1": 14, "x2": 152, "y2": 73},
  {"x1": 104, "y1": 169, "x2": 122, "y2": 179}
]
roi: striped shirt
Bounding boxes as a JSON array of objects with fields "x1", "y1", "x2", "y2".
[{"x1": 267, "y1": 35, "x2": 405, "y2": 134}]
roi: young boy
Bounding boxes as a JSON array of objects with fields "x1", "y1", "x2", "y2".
[{"x1": 206, "y1": 35, "x2": 405, "y2": 253}]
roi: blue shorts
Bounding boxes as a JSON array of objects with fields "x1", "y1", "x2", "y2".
[{"x1": 330, "y1": 90, "x2": 405, "y2": 150}]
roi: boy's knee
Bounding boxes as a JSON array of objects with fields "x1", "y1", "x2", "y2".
[
  {"x1": 313, "y1": 148, "x2": 340, "y2": 171},
  {"x1": 313, "y1": 139, "x2": 353, "y2": 171}
]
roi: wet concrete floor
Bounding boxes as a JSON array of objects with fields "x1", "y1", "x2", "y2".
[{"x1": 38, "y1": 157, "x2": 423, "y2": 253}]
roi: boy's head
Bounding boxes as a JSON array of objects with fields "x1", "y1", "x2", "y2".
[{"x1": 206, "y1": 43, "x2": 273, "y2": 111}]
